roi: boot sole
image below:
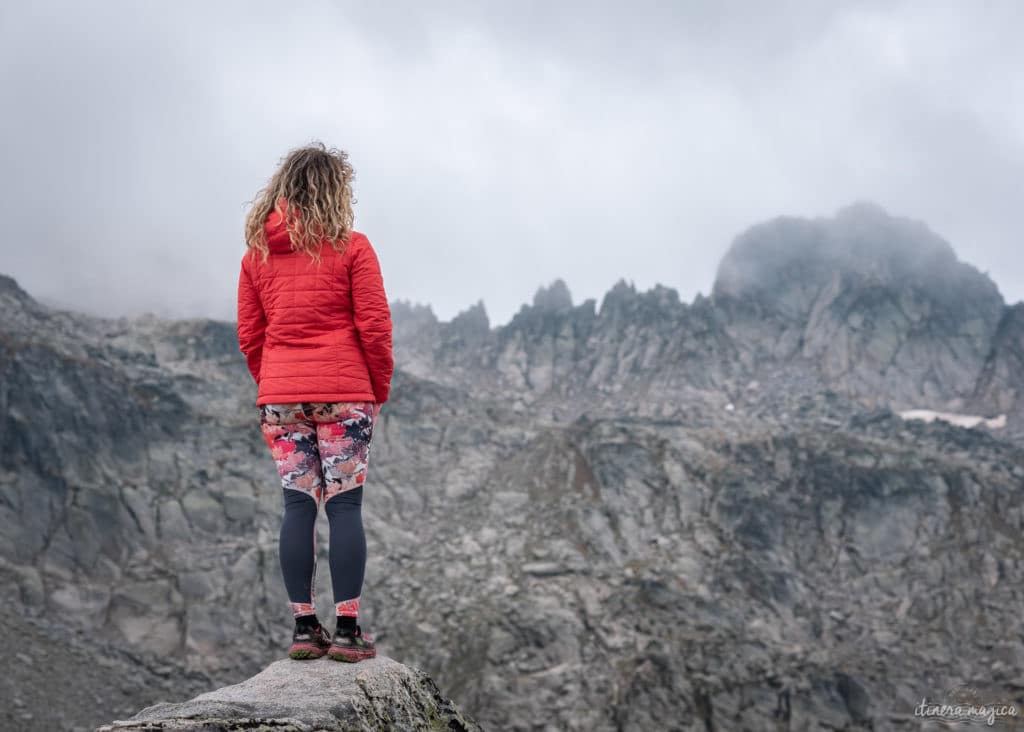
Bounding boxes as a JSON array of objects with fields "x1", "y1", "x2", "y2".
[
  {"x1": 289, "y1": 643, "x2": 330, "y2": 660},
  {"x1": 328, "y1": 647, "x2": 377, "y2": 662}
]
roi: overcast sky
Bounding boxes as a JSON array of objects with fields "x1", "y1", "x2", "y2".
[{"x1": 1, "y1": 1, "x2": 1021, "y2": 327}]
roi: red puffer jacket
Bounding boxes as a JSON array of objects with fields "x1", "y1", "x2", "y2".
[{"x1": 236, "y1": 207, "x2": 394, "y2": 406}]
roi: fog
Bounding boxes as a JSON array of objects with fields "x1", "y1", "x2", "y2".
[{"x1": 1, "y1": 0, "x2": 1021, "y2": 326}]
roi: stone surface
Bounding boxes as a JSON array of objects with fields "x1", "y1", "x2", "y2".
[{"x1": 97, "y1": 656, "x2": 480, "y2": 732}]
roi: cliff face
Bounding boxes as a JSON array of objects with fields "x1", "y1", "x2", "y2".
[{"x1": 1, "y1": 203, "x2": 1022, "y2": 731}]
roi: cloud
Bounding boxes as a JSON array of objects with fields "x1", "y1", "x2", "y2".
[{"x1": 0, "y1": 0, "x2": 1021, "y2": 326}]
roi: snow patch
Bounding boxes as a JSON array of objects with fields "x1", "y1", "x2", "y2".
[{"x1": 898, "y1": 409, "x2": 1006, "y2": 430}]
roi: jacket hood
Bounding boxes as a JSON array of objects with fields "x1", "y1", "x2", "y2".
[{"x1": 265, "y1": 198, "x2": 298, "y2": 254}]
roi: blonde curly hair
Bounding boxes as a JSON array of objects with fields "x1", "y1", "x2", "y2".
[{"x1": 244, "y1": 141, "x2": 356, "y2": 265}]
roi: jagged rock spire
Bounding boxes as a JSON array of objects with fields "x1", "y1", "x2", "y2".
[{"x1": 532, "y1": 278, "x2": 573, "y2": 313}]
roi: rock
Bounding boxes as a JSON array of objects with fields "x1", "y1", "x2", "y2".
[
  {"x1": 96, "y1": 656, "x2": 481, "y2": 732},
  {"x1": 532, "y1": 279, "x2": 573, "y2": 313}
]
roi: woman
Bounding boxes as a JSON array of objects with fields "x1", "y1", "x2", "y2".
[{"x1": 236, "y1": 141, "x2": 394, "y2": 662}]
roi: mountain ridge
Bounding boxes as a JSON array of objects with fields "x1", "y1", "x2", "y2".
[
  {"x1": 383, "y1": 203, "x2": 1022, "y2": 437},
  {"x1": 388, "y1": 200, "x2": 1017, "y2": 334}
]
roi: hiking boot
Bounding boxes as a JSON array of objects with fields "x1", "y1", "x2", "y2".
[
  {"x1": 328, "y1": 623, "x2": 377, "y2": 662},
  {"x1": 288, "y1": 621, "x2": 332, "y2": 660}
]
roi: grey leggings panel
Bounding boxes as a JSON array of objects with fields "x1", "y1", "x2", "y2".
[{"x1": 325, "y1": 487, "x2": 367, "y2": 610}]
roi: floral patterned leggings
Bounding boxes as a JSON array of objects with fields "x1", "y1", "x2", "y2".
[{"x1": 259, "y1": 400, "x2": 377, "y2": 620}]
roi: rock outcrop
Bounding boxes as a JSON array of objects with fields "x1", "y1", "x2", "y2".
[{"x1": 97, "y1": 656, "x2": 480, "y2": 731}]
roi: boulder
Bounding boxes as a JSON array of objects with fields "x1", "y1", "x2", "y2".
[{"x1": 96, "y1": 655, "x2": 481, "y2": 732}]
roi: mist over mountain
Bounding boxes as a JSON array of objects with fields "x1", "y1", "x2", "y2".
[
  {"x1": 391, "y1": 200, "x2": 1022, "y2": 434},
  {"x1": 1, "y1": 203, "x2": 1021, "y2": 731}
]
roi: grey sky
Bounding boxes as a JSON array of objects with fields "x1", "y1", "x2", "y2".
[{"x1": 1, "y1": 1, "x2": 1021, "y2": 327}]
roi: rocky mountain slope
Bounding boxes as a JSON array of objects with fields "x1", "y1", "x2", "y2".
[{"x1": 1, "y1": 202, "x2": 1021, "y2": 731}]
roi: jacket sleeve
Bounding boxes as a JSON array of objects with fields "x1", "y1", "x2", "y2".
[
  {"x1": 237, "y1": 253, "x2": 267, "y2": 385},
  {"x1": 350, "y1": 235, "x2": 394, "y2": 404}
]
